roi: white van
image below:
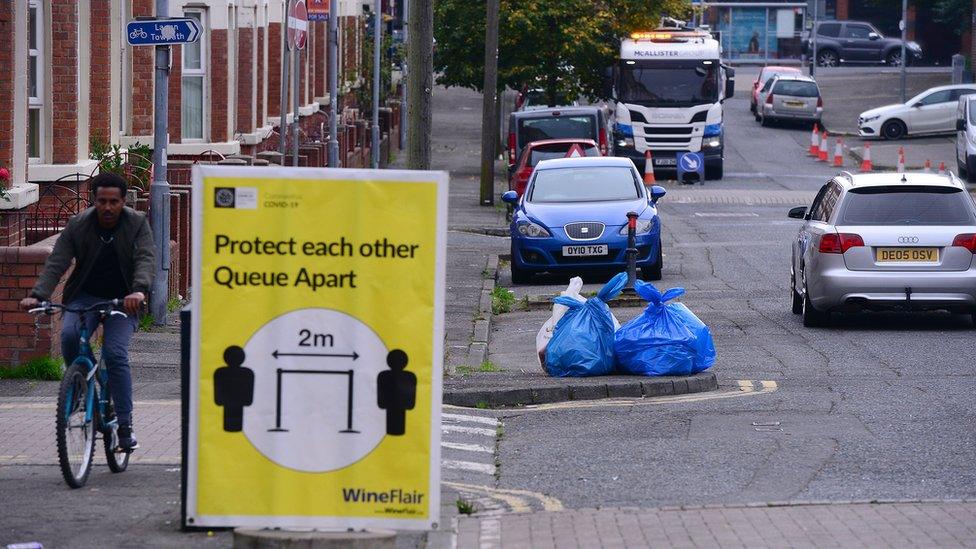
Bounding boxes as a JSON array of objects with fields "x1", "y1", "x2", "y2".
[{"x1": 956, "y1": 96, "x2": 976, "y2": 183}]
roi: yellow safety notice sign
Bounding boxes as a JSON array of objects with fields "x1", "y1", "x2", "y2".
[{"x1": 185, "y1": 166, "x2": 447, "y2": 530}]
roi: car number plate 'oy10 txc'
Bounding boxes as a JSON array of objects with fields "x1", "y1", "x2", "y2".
[
  {"x1": 875, "y1": 247, "x2": 938, "y2": 262},
  {"x1": 563, "y1": 245, "x2": 608, "y2": 257}
]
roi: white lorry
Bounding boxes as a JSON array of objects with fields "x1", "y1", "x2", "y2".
[{"x1": 606, "y1": 24, "x2": 734, "y2": 180}]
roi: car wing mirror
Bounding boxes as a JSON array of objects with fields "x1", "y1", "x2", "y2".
[
  {"x1": 868, "y1": 32, "x2": 880, "y2": 40},
  {"x1": 502, "y1": 190, "x2": 519, "y2": 204},
  {"x1": 788, "y1": 206, "x2": 808, "y2": 219},
  {"x1": 649, "y1": 185, "x2": 667, "y2": 204}
]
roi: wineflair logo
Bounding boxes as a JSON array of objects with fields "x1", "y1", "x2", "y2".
[{"x1": 341, "y1": 488, "x2": 425, "y2": 505}]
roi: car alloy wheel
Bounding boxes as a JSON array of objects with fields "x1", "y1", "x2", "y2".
[
  {"x1": 881, "y1": 120, "x2": 906, "y2": 140},
  {"x1": 886, "y1": 51, "x2": 903, "y2": 67},
  {"x1": 817, "y1": 50, "x2": 838, "y2": 67}
]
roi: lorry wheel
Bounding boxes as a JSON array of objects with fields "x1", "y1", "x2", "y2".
[{"x1": 705, "y1": 163, "x2": 723, "y2": 180}]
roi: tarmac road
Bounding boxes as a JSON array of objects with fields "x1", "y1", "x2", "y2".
[{"x1": 491, "y1": 93, "x2": 976, "y2": 510}]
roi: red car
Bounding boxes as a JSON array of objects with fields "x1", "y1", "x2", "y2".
[
  {"x1": 508, "y1": 139, "x2": 601, "y2": 198},
  {"x1": 751, "y1": 66, "x2": 802, "y2": 113}
]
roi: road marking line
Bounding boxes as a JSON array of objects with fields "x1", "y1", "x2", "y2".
[
  {"x1": 511, "y1": 380, "x2": 777, "y2": 412},
  {"x1": 441, "y1": 413, "x2": 500, "y2": 426},
  {"x1": 442, "y1": 425, "x2": 496, "y2": 437},
  {"x1": 442, "y1": 459, "x2": 495, "y2": 475},
  {"x1": 693, "y1": 212, "x2": 760, "y2": 218},
  {"x1": 442, "y1": 441, "x2": 494, "y2": 454},
  {"x1": 444, "y1": 482, "x2": 564, "y2": 513}
]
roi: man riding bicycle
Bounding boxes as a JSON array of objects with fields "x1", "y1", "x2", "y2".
[{"x1": 20, "y1": 172, "x2": 155, "y2": 452}]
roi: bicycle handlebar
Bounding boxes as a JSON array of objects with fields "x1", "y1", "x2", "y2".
[{"x1": 28, "y1": 299, "x2": 127, "y2": 318}]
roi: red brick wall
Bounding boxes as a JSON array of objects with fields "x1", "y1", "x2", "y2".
[
  {"x1": 313, "y1": 21, "x2": 326, "y2": 98},
  {"x1": 268, "y1": 22, "x2": 282, "y2": 118},
  {"x1": 210, "y1": 29, "x2": 228, "y2": 142},
  {"x1": 836, "y1": 0, "x2": 849, "y2": 20},
  {"x1": 0, "y1": 2, "x2": 16, "y2": 186},
  {"x1": 89, "y1": 0, "x2": 112, "y2": 143},
  {"x1": 51, "y1": 0, "x2": 79, "y2": 163},
  {"x1": 130, "y1": 0, "x2": 154, "y2": 136},
  {"x1": 0, "y1": 238, "x2": 67, "y2": 367},
  {"x1": 257, "y1": 26, "x2": 266, "y2": 125},
  {"x1": 237, "y1": 27, "x2": 254, "y2": 134},
  {"x1": 168, "y1": 45, "x2": 182, "y2": 142}
]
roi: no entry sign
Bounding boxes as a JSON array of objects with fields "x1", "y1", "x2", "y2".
[{"x1": 288, "y1": 1, "x2": 308, "y2": 51}]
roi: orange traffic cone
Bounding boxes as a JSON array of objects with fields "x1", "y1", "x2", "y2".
[
  {"x1": 938, "y1": 161, "x2": 946, "y2": 175},
  {"x1": 897, "y1": 146, "x2": 906, "y2": 173},
  {"x1": 643, "y1": 149, "x2": 656, "y2": 184},
  {"x1": 860, "y1": 143, "x2": 873, "y2": 172},
  {"x1": 923, "y1": 159, "x2": 932, "y2": 173},
  {"x1": 818, "y1": 133, "x2": 829, "y2": 162},
  {"x1": 810, "y1": 124, "x2": 820, "y2": 156},
  {"x1": 833, "y1": 138, "x2": 844, "y2": 167}
]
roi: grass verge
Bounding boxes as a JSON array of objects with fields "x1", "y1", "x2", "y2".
[{"x1": 0, "y1": 356, "x2": 63, "y2": 381}]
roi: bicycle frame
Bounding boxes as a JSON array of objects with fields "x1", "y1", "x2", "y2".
[{"x1": 66, "y1": 319, "x2": 112, "y2": 432}]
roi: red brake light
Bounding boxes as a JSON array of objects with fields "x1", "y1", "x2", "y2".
[
  {"x1": 952, "y1": 233, "x2": 976, "y2": 253},
  {"x1": 766, "y1": 93, "x2": 774, "y2": 105},
  {"x1": 515, "y1": 167, "x2": 533, "y2": 196},
  {"x1": 817, "y1": 96, "x2": 823, "y2": 108},
  {"x1": 598, "y1": 128, "x2": 608, "y2": 156},
  {"x1": 819, "y1": 233, "x2": 864, "y2": 254},
  {"x1": 508, "y1": 133, "x2": 516, "y2": 166}
]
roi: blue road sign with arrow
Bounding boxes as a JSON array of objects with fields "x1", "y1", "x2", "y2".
[{"x1": 127, "y1": 18, "x2": 201, "y2": 46}]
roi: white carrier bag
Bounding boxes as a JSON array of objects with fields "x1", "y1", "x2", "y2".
[{"x1": 535, "y1": 277, "x2": 620, "y2": 370}]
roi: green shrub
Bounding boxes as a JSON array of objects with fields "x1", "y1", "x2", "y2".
[{"x1": 0, "y1": 356, "x2": 63, "y2": 381}]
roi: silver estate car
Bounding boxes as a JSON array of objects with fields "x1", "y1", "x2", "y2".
[
  {"x1": 757, "y1": 75, "x2": 823, "y2": 127},
  {"x1": 789, "y1": 172, "x2": 976, "y2": 327}
]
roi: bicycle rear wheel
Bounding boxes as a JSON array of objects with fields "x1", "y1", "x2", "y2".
[{"x1": 57, "y1": 364, "x2": 96, "y2": 488}]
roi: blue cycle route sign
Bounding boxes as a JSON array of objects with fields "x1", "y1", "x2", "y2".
[{"x1": 127, "y1": 18, "x2": 201, "y2": 46}]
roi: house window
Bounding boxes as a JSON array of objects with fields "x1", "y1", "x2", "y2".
[
  {"x1": 182, "y1": 10, "x2": 207, "y2": 140},
  {"x1": 28, "y1": 0, "x2": 43, "y2": 161}
]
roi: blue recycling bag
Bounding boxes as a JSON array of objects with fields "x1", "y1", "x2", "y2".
[
  {"x1": 545, "y1": 272, "x2": 628, "y2": 377},
  {"x1": 614, "y1": 281, "x2": 716, "y2": 376}
]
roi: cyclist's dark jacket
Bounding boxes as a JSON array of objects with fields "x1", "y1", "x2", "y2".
[{"x1": 30, "y1": 206, "x2": 155, "y2": 304}]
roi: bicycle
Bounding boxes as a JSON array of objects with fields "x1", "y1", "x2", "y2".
[{"x1": 29, "y1": 300, "x2": 132, "y2": 488}]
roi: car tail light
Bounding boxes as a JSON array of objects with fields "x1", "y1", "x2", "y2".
[
  {"x1": 766, "y1": 93, "x2": 774, "y2": 105},
  {"x1": 817, "y1": 96, "x2": 823, "y2": 109},
  {"x1": 515, "y1": 167, "x2": 533, "y2": 196},
  {"x1": 819, "y1": 233, "x2": 864, "y2": 254},
  {"x1": 508, "y1": 133, "x2": 516, "y2": 166},
  {"x1": 598, "y1": 128, "x2": 608, "y2": 156},
  {"x1": 952, "y1": 233, "x2": 976, "y2": 253}
]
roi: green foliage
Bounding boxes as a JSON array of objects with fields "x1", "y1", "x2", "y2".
[
  {"x1": 490, "y1": 286, "x2": 516, "y2": 314},
  {"x1": 477, "y1": 360, "x2": 500, "y2": 372},
  {"x1": 931, "y1": 0, "x2": 970, "y2": 36},
  {"x1": 434, "y1": 0, "x2": 690, "y2": 100},
  {"x1": 475, "y1": 401, "x2": 490, "y2": 409},
  {"x1": 167, "y1": 296, "x2": 185, "y2": 313},
  {"x1": 0, "y1": 356, "x2": 63, "y2": 381},
  {"x1": 455, "y1": 498, "x2": 476, "y2": 515},
  {"x1": 352, "y1": 20, "x2": 398, "y2": 110},
  {"x1": 90, "y1": 135, "x2": 154, "y2": 192},
  {"x1": 138, "y1": 313, "x2": 155, "y2": 332}
]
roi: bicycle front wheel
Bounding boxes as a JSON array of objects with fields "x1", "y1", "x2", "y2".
[{"x1": 57, "y1": 364, "x2": 96, "y2": 488}]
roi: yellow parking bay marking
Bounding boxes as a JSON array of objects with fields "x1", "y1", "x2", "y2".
[
  {"x1": 444, "y1": 482, "x2": 564, "y2": 513},
  {"x1": 483, "y1": 380, "x2": 778, "y2": 412}
]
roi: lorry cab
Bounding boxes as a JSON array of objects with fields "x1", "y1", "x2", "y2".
[
  {"x1": 607, "y1": 25, "x2": 734, "y2": 181},
  {"x1": 956, "y1": 96, "x2": 976, "y2": 183}
]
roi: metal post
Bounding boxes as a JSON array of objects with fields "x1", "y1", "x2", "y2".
[
  {"x1": 328, "y1": 0, "x2": 339, "y2": 166},
  {"x1": 371, "y1": 0, "x2": 381, "y2": 168},
  {"x1": 149, "y1": 0, "x2": 171, "y2": 326},
  {"x1": 399, "y1": 0, "x2": 407, "y2": 151},
  {"x1": 626, "y1": 212, "x2": 638, "y2": 288},
  {"x1": 279, "y1": 0, "x2": 292, "y2": 157},
  {"x1": 810, "y1": 0, "x2": 818, "y2": 77},
  {"x1": 479, "y1": 0, "x2": 499, "y2": 205},
  {"x1": 292, "y1": 46, "x2": 301, "y2": 166},
  {"x1": 900, "y1": 0, "x2": 908, "y2": 103}
]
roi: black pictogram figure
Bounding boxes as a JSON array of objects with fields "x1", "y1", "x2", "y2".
[
  {"x1": 213, "y1": 345, "x2": 255, "y2": 432},
  {"x1": 377, "y1": 349, "x2": 416, "y2": 436}
]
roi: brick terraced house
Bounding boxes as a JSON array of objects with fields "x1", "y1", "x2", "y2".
[{"x1": 0, "y1": 0, "x2": 402, "y2": 367}]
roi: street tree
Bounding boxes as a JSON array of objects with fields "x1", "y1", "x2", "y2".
[{"x1": 434, "y1": 0, "x2": 689, "y2": 103}]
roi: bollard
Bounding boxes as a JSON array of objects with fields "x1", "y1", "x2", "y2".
[{"x1": 626, "y1": 211, "x2": 638, "y2": 288}]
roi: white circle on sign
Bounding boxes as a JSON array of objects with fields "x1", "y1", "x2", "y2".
[{"x1": 242, "y1": 308, "x2": 387, "y2": 472}]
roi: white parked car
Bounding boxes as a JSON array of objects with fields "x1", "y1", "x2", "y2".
[
  {"x1": 955, "y1": 95, "x2": 976, "y2": 182},
  {"x1": 858, "y1": 85, "x2": 976, "y2": 140}
]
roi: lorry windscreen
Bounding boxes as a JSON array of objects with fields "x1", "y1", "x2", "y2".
[{"x1": 618, "y1": 61, "x2": 719, "y2": 107}]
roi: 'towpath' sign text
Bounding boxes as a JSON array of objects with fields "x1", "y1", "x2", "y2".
[
  {"x1": 127, "y1": 18, "x2": 201, "y2": 46},
  {"x1": 185, "y1": 166, "x2": 447, "y2": 530}
]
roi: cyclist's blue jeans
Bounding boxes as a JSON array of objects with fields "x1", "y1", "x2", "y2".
[{"x1": 61, "y1": 292, "x2": 138, "y2": 426}]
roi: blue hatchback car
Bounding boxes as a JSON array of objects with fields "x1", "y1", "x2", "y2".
[{"x1": 502, "y1": 156, "x2": 666, "y2": 283}]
